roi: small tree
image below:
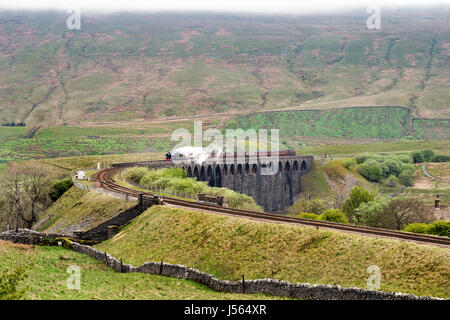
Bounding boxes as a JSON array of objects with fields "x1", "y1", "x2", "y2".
[
  {"x1": 342, "y1": 186, "x2": 376, "y2": 224},
  {"x1": 411, "y1": 151, "x2": 424, "y2": 164},
  {"x1": 354, "y1": 197, "x2": 389, "y2": 227},
  {"x1": 378, "y1": 198, "x2": 429, "y2": 230},
  {"x1": 421, "y1": 150, "x2": 435, "y2": 162}
]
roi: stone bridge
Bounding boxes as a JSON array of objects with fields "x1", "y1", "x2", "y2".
[{"x1": 122, "y1": 155, "x2": 313, "y2": 213}]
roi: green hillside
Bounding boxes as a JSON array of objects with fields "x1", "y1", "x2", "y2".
[
  {"x1": 97, "y1": 206, "x2": 450, "y2": 298},
  {"x1": 225, "y1": 107, "x2": 450, "y2": 140},
  {"x1": 0, "y1": 9, "x2": 449, "y2": 126},
  {"x1": 0, "y1": 240, "x2": 281, "y2": 299}
]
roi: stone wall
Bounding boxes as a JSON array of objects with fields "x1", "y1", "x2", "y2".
[{"x1": 0, "y1": 230, "x2": 441, "y2": 300}]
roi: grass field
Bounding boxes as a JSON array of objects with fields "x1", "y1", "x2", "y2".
[
  {"x1": 0, "y1": 240, "x2": 283, "y2": 300},
  {"x1": 36, "y1": 187, "x2": 135, "y2": 234},
  {"x1": 225, "y1": 107, "x2": 450, "y2": 140},
  {"x1": 97, "y1": 206, "x2": 450, "y2": 298}
]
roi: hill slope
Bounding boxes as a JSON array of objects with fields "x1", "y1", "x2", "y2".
[
  {"x1": 97, "y1": 205, "x2": 450, "y2": 298},
  {"x1": 0, "y1": 9, "x2": 449, "y2": 125},
  {"x1": 0, "y1": 240, "x2": 280, "y2": 299}
]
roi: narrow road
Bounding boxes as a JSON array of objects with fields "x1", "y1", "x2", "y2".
[{"x1": 422, "y1": 164, "x2": 432, "y2": 178}]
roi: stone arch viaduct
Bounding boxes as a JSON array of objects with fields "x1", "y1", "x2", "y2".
[{"x1": 125, "y1": 155, "x2": 313, "y2": 213}]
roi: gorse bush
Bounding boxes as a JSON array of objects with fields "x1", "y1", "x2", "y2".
[
  {"x1": 403, "y1": 223, "x2": 429, "y2": 234},
  {"x1": 296, "y1": 212, "x2": 320, "y2": 220},
  {"x1": 404, "y1": 221, "x2": 450, "y2": 237},
  {"x1": 318, "y1": 209, "x2": 349, "y2": 223},
  {"x1": 0, "y1": 266, "x2": 28, "y2": 300},
  {"x1": 427, "y1": 220, "x2": 450, "y2": 237},
  {"x1": 123, "y1": 167, "x2": 263, "y2": 211}
]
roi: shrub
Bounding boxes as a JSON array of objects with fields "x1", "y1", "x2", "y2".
[
  {"x1": 342, "y1": 186, "x2": 376, "y2": 223},
  {"x1": 403, "y1": 223, "x2": 430, "y2": 234},
  {"x1": 319, "y1": 209, "x2": 349, "y2": 223},
  {"x1": 343, "y1": 159, "x2": 356, "y2": 169},
  {"x1": 383, "y1": 175, "x2": 400, "y2": 188},
  {"x1": 398, "y1": 171, "x2": 414, "y2": 187},
  {"x1": 355, "y1": 155, "x2": 369, "y2": 164},
  {"x1": 49, "y1": 178, "x2": 73, "y2": 202},
  {"x1": 296, "y1": 212, "x2": 320, "y2": 220},
  {"x1": 427, "y1": 220, "x2": 450, "y2": 237},
  {"x1": 0, "y1": 266, "x2": 28, "y2": 300},
  {"x1": 431, "y1": 155, "x2": 450, "y2": 163},
  {"x1": 411, "y1": 151, "x2": 424, "y2": 163},
  {"x1": 421, "y1": 150, "x2": 435, "y2": 162},
  {"x1": 357, "y1": 161, "x2": 383, "y2": 182},
  {"x1": 397, "y1": 154, "x2": 413, "y2": 164},
  {"x1": 383, "y1": 158, "x2": 402, "y2": 176},
  {"x1": 354, "y1": 197, "x2": 389, "y2": 227},
  {"x1": 123, "y1": 167, "x2": 148, "y2": 185},
  {"x1": 287, "y1": 199, "x2": 327, "y2": 215}
]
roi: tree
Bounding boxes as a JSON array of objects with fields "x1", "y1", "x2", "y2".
[
  {"x1": 378, "y1": 198, "x2": 429, "y2": 230},
  {"x1": 1, "y1": 167, "x2": 51, "y2": 230},
  {"x1": 357, "y1": 160, "x2": 383, "y2": 182},
  {"x1": 411, "y1": 151, "x2": 424, "y2": 163},
  {"x1": 383, "y1": 175, "x2": 400, "y2": 188},
  {"x1": 421, "y1": 150, "x2": 435, "y2": 162},
  {"x1": 342, "y1": 186, "x2": 376, "y2": 224},
  {"x1": 354, "y1": 197, "x2": 389, "y2": 227}
]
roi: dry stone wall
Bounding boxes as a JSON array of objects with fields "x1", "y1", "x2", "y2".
[{"x1": 0, "y1": 229, "x2": 442, "y2": 300}]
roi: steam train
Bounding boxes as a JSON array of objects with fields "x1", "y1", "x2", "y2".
[{"x1": 165, "y1": 149, "x2": 296, "y2": 161}]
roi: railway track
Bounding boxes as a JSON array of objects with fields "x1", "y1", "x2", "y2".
[{"x1": 92, "y1": 164, "x2": 450, "y2": 247}]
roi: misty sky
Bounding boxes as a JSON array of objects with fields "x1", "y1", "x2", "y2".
[{"x1": 0, "y1": 0, "x2": 449, "y2": 14}]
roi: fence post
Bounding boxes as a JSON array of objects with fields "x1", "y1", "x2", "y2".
[
  {"x1": 160, "y1": 259, "x2": 164, "y2": 275},
  {"x1": 242, "y1": 275, "x2": 245, "y2": 293},
  {"x1": 120, "y1": 258, "x2": 123, "y2": 273}
]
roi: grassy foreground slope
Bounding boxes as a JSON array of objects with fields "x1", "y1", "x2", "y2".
[
  {"x1": 97, "y1": 206, "x2": 450, "y2": 298},
  {"x1": 36, "y1": 187, "x2": 134, "y2": 234},
  {"x1": 0, "y1": 241, "x2": 281, "y2": 300}
]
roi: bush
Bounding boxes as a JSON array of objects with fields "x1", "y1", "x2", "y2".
[
  {"x1": 296, "y1": 212, "x2": 320, "y2": 220},
  {"x1": 411, "y1": 151, "x2": 424, "y2": 163},
  {"x1": 398, "y1": 171, "x2": 414, "y2": 187},
  {"x1": 49, "y1": 178, "x2": 73, "y2": 202},
  {"x1": 355, "y1": 155, "x2": 369, "y2": 164},
  {"x1": 319, "y1": 209, "x2": 349, "y2": 223},
  {"x1": 287, "y1": 199, "x2": 327, "y2": 215},
  {"x1": 431, "y1": 155, "x2": 450, "y2": 163},
  {"x1": 427, "y1": 220, "x2": 450, "y2": 237},
  {"x1": 123, "y1": 167, "x2": 148, "y2": 185},
  {"x1": 342, "y1": 186, "x2": 376, "y2": 223},
  {"x1": 383, "y1": 175, "x2": 400, "y2": 188},
  {"x1": 403, "y1": 223, "x2": 430, "y2": 234},
  {"x1": 357, "y1": 161, "x2": 383, "y2": 182},
  {"x1": 343, "y1": 159, "x2": 356, "y2": 169},
  {"x1": 421, "y1": 150, "x2": 435, "y2": 162},
  {"x1": 0, "y1": 266, "x2": 28, "y2": 300}
]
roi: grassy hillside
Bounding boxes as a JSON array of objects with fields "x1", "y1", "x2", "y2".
[
  {"x1": 36, "y1": 187, "x2": 135, "y2": 234},
  {"x1": 0, "y1": 9, "x2": 449, "y2": 126},
  {"x1": 97, "y1": 206, "x2": 450, "y2": 298},
  {"x1": 0, "y1": 240, "x2": 281, "y2": 300},
  {"x1": 225, "y1": 107, "x2": 450, "y2": 140}
]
